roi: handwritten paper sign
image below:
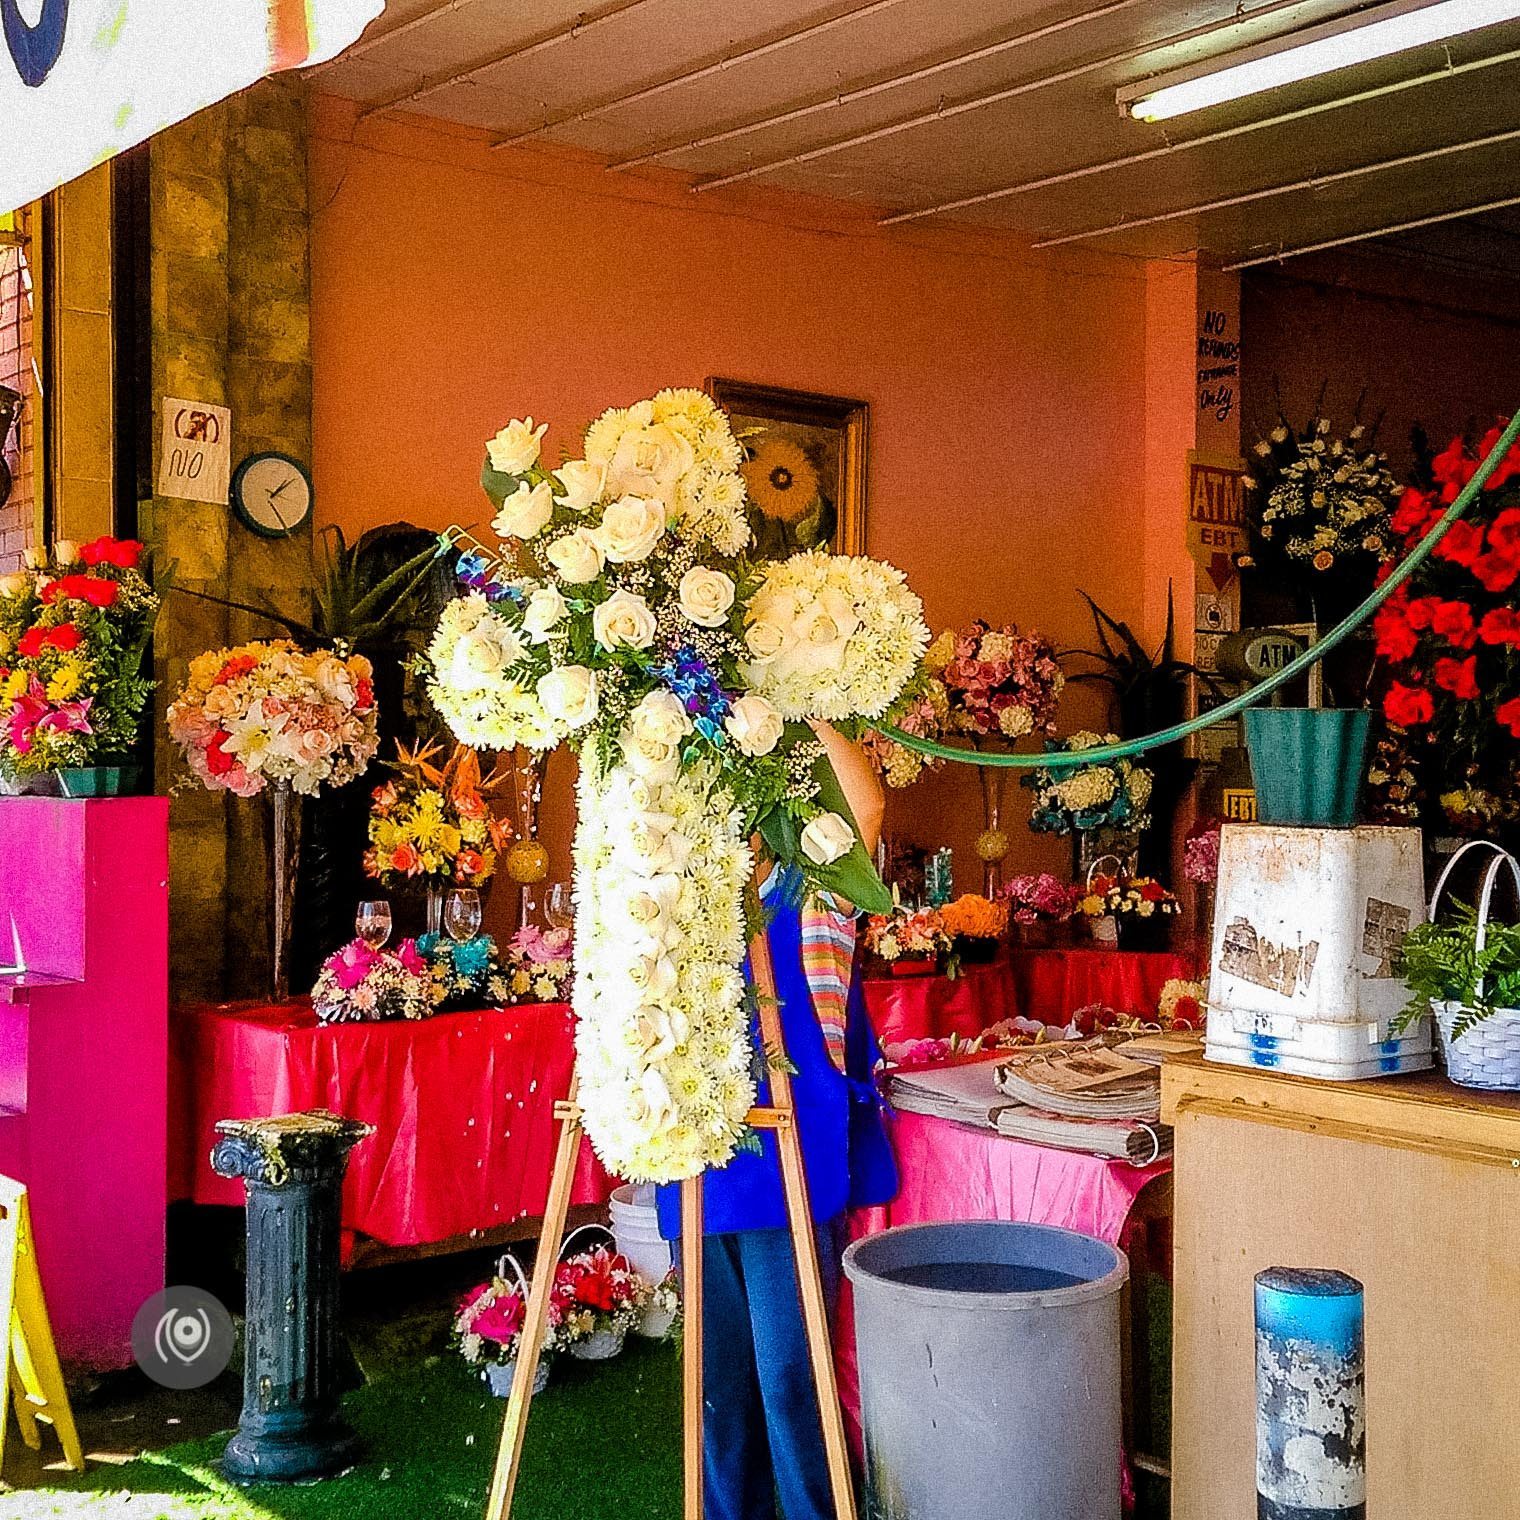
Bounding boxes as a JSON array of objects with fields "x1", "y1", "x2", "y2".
[{"x1": 157, "y1": 398, "x2": 231, "y2": 505}]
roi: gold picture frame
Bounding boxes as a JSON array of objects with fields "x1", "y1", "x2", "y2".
[{"x1": 707, "y1": 378, "x2": 868, "y2": 557}]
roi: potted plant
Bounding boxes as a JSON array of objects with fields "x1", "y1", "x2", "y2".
[
  {"x1": 1394, "y1": 841, "x2": 1520, "y2": 1090},
  {"x1": 0, "y1": 536, "x2": 161, "y2": 795}
]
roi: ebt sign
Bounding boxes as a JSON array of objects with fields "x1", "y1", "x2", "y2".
[{"x1": 3, "y1": 0, "x2": 380, "y2": 213}]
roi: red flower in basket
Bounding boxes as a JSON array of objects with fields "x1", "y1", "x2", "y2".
[{"x1": 1430, "y1": 600, "x2": 1477, "y2": 649}]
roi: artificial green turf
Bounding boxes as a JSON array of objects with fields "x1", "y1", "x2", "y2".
[{"x1": 5, "y1": 1340, "x2": 681, "y2": 1520}]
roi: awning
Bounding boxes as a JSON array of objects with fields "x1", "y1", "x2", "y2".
[{"x1": 3, "y1": 0, "x2": 382, "y2": 213}]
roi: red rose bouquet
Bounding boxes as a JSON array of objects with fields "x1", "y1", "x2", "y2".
[
  {"x1": 1372, "y1": 421, "x2": 1520, "y2": 831},
  {"x1": 553, "y1": 1244, "x2": 652, "y2": 1354}
]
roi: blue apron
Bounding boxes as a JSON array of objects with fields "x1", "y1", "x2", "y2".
[{"x1": 657, "y1": 882, "x2": 896, "y2": 1239}]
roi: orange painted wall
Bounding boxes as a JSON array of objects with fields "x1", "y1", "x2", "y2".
[{"x1": 308, "y1": 98, "x2": 1161, "y2": 905}]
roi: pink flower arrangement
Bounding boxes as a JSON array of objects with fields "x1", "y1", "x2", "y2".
[
  {"x1": 454, "y1": 1272, "x2": 568, "y2": 1367},
  {"x1": 924, "y1": 620, "x2": 1064, "y2": 742},
  {"x1": 861, "y1": 674, "x2": 949, "y2": 788},
  {"x1": 166, "y1": 639, "x2": 379, "y2": 798},
  {"x1": 500, "y1": 924, "x2": 573, "y2": 1003},
  {"x1": 1182, "y1": 822, "x2": 1222, "y2": 885},
  {"x1": 311, "y1": 936, "x2": 431, "y2": 1023},
  {"x1": 1002, "y1": 872, "x2": 1081, "y2": 926}
]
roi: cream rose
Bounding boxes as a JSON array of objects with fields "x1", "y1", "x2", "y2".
[
  {"x1": 0, "y1": 572, "x2": 26, "y2": 597},
  {"x1": 800, "y1": 811, "x2": 855, "y2": 866},
  {"x1": 537, "y1": 665, "x2": 598, "y2": 729},
  {"x1": 744, "y1": 619, "x2": 787, "y2": 664},
  {"x1": 724, "y1": 693, "x2": 783, "y2": 757},
  {"x1": 553, "y1": 459, "x2": 605, "y2": 513},
  {"x1": 448, "y1": 617, "x2": 524, "y2": 691},
  {"x1": 521, "y1": 584, "x2": 569, "y2": 643},
  {"x1": 314, "y1": 655, "x2": 356, "y2": 705},
  {"x1": 594, "y1": 495, "x2": 666, "y2": 564},
  {"x1": 493, "y1": 479, "x2": 554, "y2": 540},
  {"x1": 544, "y1": 528, "x2": 605, "y2": 584},
  {"x1": 486, "y1": 417, "x2": 547, "y2": 474},
  {"x1": 21, "y1": 547, "x2": 44, "y2": 570},
  {"x1": 605, "y1": 421, "x2": 696, "y2": 502},
  {"x1": 677, "y1": 566, "x2": 736, "y2": 628},
  {"x1": 592, "y1": 588, "x2": 657, "y2": 650},
  {"x1": 52, "y1": 539, "x2": 79, "y2": 565},
  {"x1": 628, "y1": 690, "x2": 694, "y2": 747}
]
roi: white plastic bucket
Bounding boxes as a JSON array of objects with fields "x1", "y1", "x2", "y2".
[{"x1": 609, "y1": 1183, "x2": 674, "y2": 1337}]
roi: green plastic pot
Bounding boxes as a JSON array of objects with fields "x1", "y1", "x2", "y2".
[
  {"x1": 1244, "y1": 708, "x2": 1371, "y2": 827},
  {"x1": 55, "y1": 765, "x2": 137, "y2": 798}
]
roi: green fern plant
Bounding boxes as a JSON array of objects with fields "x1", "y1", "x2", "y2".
[{"x1": 1393, "y1": 904, "x2": 1520, "y2": 1039}]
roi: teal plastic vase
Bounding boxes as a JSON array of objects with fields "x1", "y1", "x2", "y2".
[{"x1": 1244, "y1": 708, "x2": 1371, "y2": 827}]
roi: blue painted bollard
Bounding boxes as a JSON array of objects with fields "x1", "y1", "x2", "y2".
[{"x1": 1254, "y1": 1267, "x2": 1365, "y2": 1520}]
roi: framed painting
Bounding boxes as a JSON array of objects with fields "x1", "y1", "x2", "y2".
[{"x1": 707, "y1": 378, "x2": 868, "y2": 557}]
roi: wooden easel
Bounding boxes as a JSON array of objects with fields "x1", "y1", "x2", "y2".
[
  {"x1": 0, "y1": 1178, "x2": 83, "y2": 1476},
  {"x1": 484, "y1": 865, "x2": 858, "y2": 1520}
]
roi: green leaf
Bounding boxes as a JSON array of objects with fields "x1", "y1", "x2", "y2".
[
  {"x1": 806, "y1": 753, "x2": 893, "y2": 916},
  {"x1": 480, "y1": 456, "x2": 519, "y2": 509}
]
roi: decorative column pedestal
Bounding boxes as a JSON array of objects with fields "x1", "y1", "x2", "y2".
[{"x1": 211, "y1": 1111, "x2": 373, "y2": 1482}]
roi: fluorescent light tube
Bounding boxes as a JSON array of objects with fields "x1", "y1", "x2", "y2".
[{"x1": 1121, "y1": 0, "x2": 1520, "y2": 121}]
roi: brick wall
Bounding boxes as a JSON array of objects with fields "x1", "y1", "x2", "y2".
[{"x1": 0, "y1": 213, "x2": 37, "y2": 571}]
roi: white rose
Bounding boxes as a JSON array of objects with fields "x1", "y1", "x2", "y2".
[
  {"x1": 744, "y1": 619, "x2": 787, "y2": 664},
  {"x1": 521, "y1": 584, "x2": 568, "y2": 643},
  {"x1": 628, "y1": 689, "x2": 693, "y2": 746},
  {"x1": 625, "y1": 809, "x2": 693, "y2": 872},
  {"x1": 52, "y1": 539, "x2": 79, "y2": 565},
  {"x1": 624, "y1": 875, "x2": 684, "y2": 951},
  {"x1": 21, "y1": 547, "x2": 44, "y2": 571},
  {"x1": 627, "y1": 953, "x2": 679, "y2": 1002},
  {"x1": 486, "y1": 417, "x2": 547, "y2": 475},
  {"x1": 724, "y1": 693, "x2": 783, "y2": 757},
  {"x1": 800, "y1": 811, "x2": 855, "y2": 866},
  {"x1": 553, "y1": 459, "x2": 605, "y2": 513},
  {"x1": 536, "y1": 665, "x2": 598, "y2": 728},
  {"x1": 605, "y1": 421, "x2": 696, "y2": 502},
  {"x1": 677, "y1": 566, "x2": 736, "y2": 628},
  {"x1": 593, "y1": 495, "x2": 666, "y2": 563},
  {"x1": 544, "y1": 528, "x2": 605, "y2": 584},
  {"x1": 448, "y1": 617, "x2": 524, "y2": 690},
  {"x1": 621, "y1": 730, "x2": 682, "y2": 783},
  {"x1": 592, "y1": 588, "x2": 657, "y2": 650},
  {"x1": 0, "y1": 572, "x2": 27, "y2": 597},
  {"x1": 492, "y1": 479, "x2": 554, "y2": 540}
]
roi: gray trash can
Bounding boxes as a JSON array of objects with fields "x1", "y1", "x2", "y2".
[{"x1": 844, "y1": 1220, "x2": 1128, "y2": 1520}]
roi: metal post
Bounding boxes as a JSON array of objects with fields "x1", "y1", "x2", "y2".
[
  {"x1": 1254, "y1": 1267, "x2": 1366, "y2": 1520},
  {"x1": 211, "y1": 1111, "x2": 373, "y2": 1482}
]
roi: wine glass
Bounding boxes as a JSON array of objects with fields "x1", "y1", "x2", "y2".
[
  {"x1": 544, "y1": 882, "x2": 574, "y2": 932},
  {"x1": 444, "y1": 888, "x2": 483, "y2": 944},
  {"x1": 355, "y1": 900, "x2": 392, "y2": 950}
]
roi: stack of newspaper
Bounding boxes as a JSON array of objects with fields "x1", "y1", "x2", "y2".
[{"x1": 885, "y1": 1040, "x2": 1172, "y2": 1165}]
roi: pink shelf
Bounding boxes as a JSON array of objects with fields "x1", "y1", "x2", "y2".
[{"x1": 0, "y1": 797, "x2": 169, "y2": 1369}]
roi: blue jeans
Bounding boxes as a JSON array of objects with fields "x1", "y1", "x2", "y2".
[{"x1": 701, "y1": 1223, "x2": 842, "y2": 1520}]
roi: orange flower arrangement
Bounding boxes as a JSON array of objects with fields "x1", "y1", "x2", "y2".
[{"x1": 939, "y1": 893, "x2": 1009, "y2": 941}]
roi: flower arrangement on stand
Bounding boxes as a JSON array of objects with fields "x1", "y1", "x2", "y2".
[
  {"x1": 416, "y1": 932, "x2": 503, "y2": 1010},
  {"x1": 423, "y1": 389, "x2": 926, "y2": 1185},
  {"x1": 924, "y1": 620, "x2": 1065, "y2": 892},
  {"x1": 1239, "y1": 415, "x2": 1400, "y2": 605},
  {"x1": 1001, "y1": 872, "x2": 1082, "y2": 945},
  {"x1": 1182, "y1": 819, "x2": 1222, "y2": 946},
  {"x1": 0, "y1": 536, "x2": 159, "y2": 793},
  {"x1": 1077, "y1": 872, "x2": 1181, "y2": 950},
  {"x1": 365, "y1": 738, "x2": 510, "y2": 932},
  {"x1": 503, "y1": 925, "x2": 574, "y2": 1004},
  {"x1": 167, "y1": 640, "x2": 380, "y2": 999},
  {"x1": 1372, "y1": 421, "x2": 1520, "y2": 834},
  {"x1": 311, "y1": 937, "x2": 431, "y2": 1023},
  {"x1": 1025, "y1": 732, "x2": 1154, "y2": 877}
]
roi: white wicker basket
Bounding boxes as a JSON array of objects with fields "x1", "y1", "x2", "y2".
[{"x1": 1426, "y1": 841, "x2": 1520, "y2": 1091}]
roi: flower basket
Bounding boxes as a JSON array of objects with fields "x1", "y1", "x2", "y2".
[
  {"x1": 483, "y1": 1357, "x2": 550, "y2": 1398},
  {"x1": 56, "y1": 764, "x2": 136, "y2": 797},
  {"x1": 1418, "y1": 841, "x2": 1520, "y2": 1091},
  {"x1": 568, "y1": 1325, "x2": 627, "y2": 1362},
  {"x1": 1243, "y1": 707, "x2": 1370, "y2": 827}
]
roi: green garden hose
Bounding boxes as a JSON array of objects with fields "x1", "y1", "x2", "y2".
[{"x1": 882, "y1": 412, "x2": 1520, "y2": 770}]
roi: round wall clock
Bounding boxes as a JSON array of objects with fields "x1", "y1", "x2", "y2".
[{"x1": 230, "y1": 452, "x2": 314, "y2": 538}]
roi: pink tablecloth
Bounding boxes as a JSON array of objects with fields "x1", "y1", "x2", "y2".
[
  {"x1": 863, "y1": 946, "x2": 1200, "y2": 1046},
  {"x1": 836, "y1": 1107, "x2": 1171, "y2": 1454},
  {"x1": 169, "y1": 998, "x2": 613, "y2": 1249}
]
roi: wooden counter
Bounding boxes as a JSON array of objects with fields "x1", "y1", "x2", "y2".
[{"x1": 1163, "y1": 1052, "x2": 1520, "y2": 1520}]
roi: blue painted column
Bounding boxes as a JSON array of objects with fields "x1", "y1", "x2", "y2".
[{"x1": 1255, "y1": 1267, "x2": 1366, "y2": 1520}]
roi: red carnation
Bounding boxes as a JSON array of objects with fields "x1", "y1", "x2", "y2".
[
  {"x1": 1434, "y1": 520, "x2": 1484, "y2": 569},
  {"x1": 1433, "y1": 656, "x2": 1479, "y2": 702},
  {"x1": 1391, "y1": 487, "x2": 1438, "y2": 539},
  {"x1": 46, "y1": 623, "x2": 83, "y2": 653},
  {"x1": 1432, "y1": 436, "x2": 1479, "y2": 502},
  {"x1": 1384, "y1": 682, "x2": 1434, "y2": 727},
  {"x1": 1490, "y1": 507, "x2": 1520, "y2": 555},
  {"x1": 77, "y1": 536, "x2": 144, "y2": 570},
  {"x1": 1471, "y1": 549, "x2": 1520, "y2": 595},
  {"x1": 1497, "y1": 698, "x2": 1520, "y2": 739},
  {"x1": 205, "y1": 729, "x2": 236, "y2": 776},
  {"x1": 16, "y1": 626, "x2": 46, "y2": 658},
  {"x1": 1479, "y1": 607, "x2": 1520, "y2": 647},
  {"x1": 1404, "y1": 597, "x2": 1440, "y2": 631},
  {"x1": 1430, "y1": 600, "x2": 1477, "y2": 649},
  {"x1": 354, "y1": 677, "x2": 374, "y2": 712},
  {"x1": 214, "y1": 654, "x2": 258, "y2": 685},
  {"x1": 1476, "y1": 425, "x2": 1520, "y2": 493},
  {"x1": 1373, "y1": 604, "x2": 1418, "y2": 662}
]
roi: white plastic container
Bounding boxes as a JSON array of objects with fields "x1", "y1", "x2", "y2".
[
  {"x1": 609, "y1": 1183, "x2": 674, "y2": 1337},
  {"x1": 1205, "y1": 824, "x2": 1432, "y2": 1079}
]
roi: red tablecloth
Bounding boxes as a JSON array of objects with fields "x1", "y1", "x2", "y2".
[
  {"x1": 169, "y1": 999, "x2": 613, "y2": 1249},
  {"x1": 863, "y1": 946, "x2": 1199, "y2": 1046},
  {"x1": 836, "y1": 1104, "x2": 1171, "y2": 1456}
]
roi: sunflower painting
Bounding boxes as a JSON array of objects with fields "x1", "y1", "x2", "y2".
[{"x1": 707, "y1": 378, "x2": 868, "y2": 558}]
